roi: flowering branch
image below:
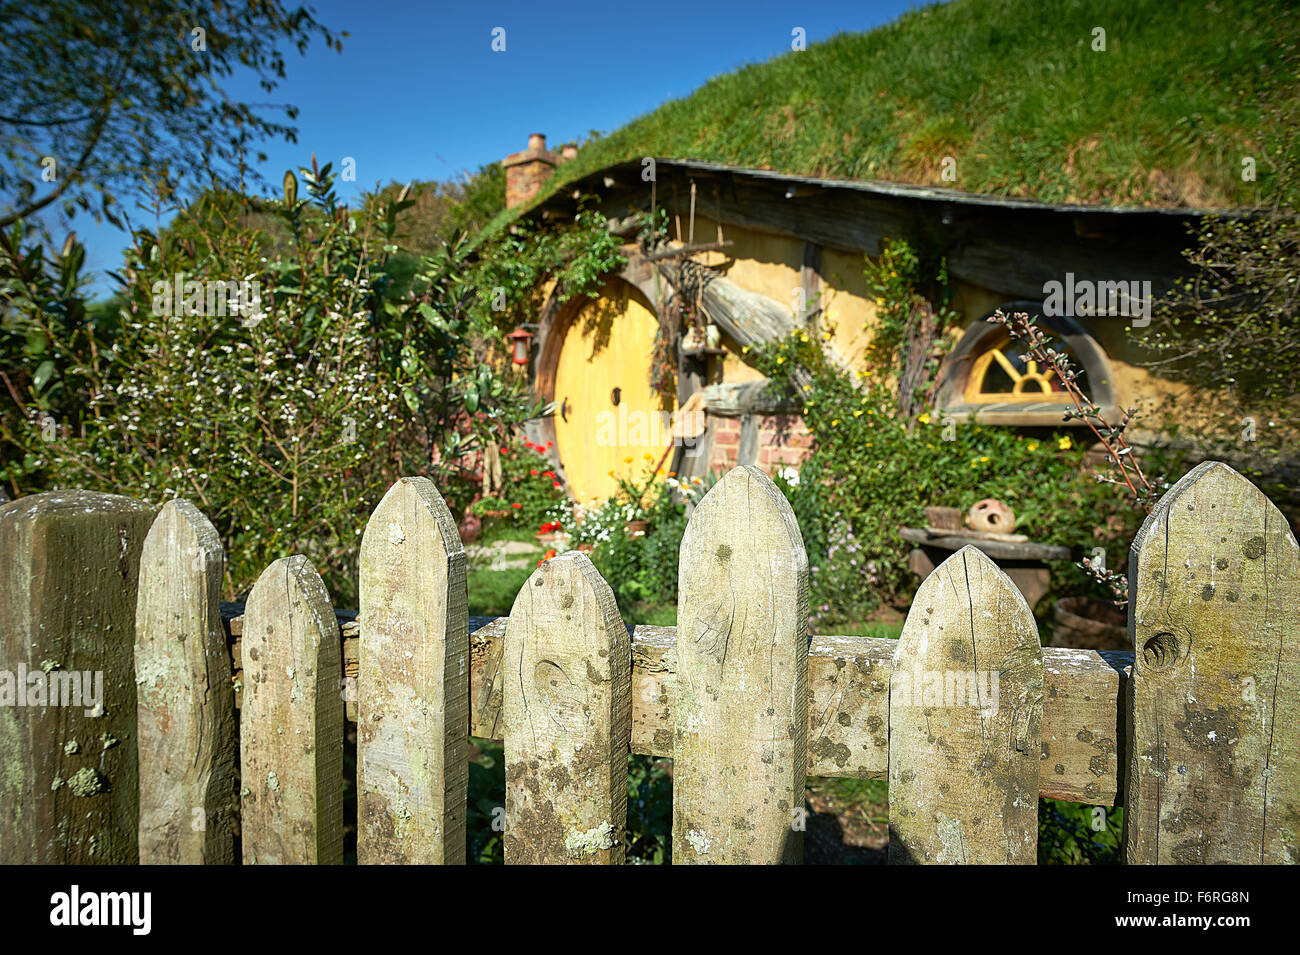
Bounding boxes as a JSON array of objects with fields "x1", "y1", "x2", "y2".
[{"x1": 988, "y1": 309, "x2": 1158, "y2": 605}]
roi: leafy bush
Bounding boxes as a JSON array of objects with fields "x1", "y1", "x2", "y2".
[
  {"x1": 578, "y1": 464, "x2": 708, "y2": 613},
  {"x1": 754, "y1": 330, "x2": 1155, "y2": 627},
  {"x1": 1, "y1": 163, "x2": 624, "y2": 604},
  {"x1": 472, "y1": 438, "x2": 570, "y2": 532},
  {"x1": 1038, "y1": 799, "x2": 1123, "y2": 865}
]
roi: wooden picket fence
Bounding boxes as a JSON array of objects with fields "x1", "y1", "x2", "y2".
[{"x1": 1, "y1": 461, "x2": 1297, "y2": 864}]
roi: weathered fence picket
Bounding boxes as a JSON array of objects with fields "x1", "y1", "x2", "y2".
[
  {"x1": 5, "y1": 459, "x2": 1298, "y2": 866},
  {"x1": 888, "y1": 546, "x2": 1043, "y2": 863},
  {"x1": 240, "y1": 555, "x2": 344, "y2": 865},
  {"x1": 1125, "y1": 461, "x2": 1300, "y2": 864},
  {"x1": 135, "y1": 500, "x2": 236, "y2": 864},
  {"x1": 503, "y1": 552, "x2": 630, "y2": 863},
  {"x1": 0, "y1": 491, "x2": 156, "y2": 864},
  {"x1": 358, "y1": 477, "x2": 469, "y2": 864},
  {"x1": 673, "y1": 465, "x2": 809, "y2": 864}
]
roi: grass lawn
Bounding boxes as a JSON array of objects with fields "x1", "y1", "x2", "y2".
[{"x1": 527, "y1": 0, "x2": 1293, "y2": 211}]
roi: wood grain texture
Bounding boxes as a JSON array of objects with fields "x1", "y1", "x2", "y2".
[
  {"x1": 503, "y1": 552, "x2": 630, "y2": 864},
  {"x1": 135, "y1": 500, "x2": 236, "y2": 864},
  {"x1": 889, "y1": 546, "x2": 1043, "y2": 864},
  {"x1": 239, "y1": 555, "x2": 343, "y2": 865},
  {"x1": 0, "y1": 490, "x2": 155, "y2": 864},
  {"x1": 357, "y1": 477, "x2": 469, "y2": 864},
  {"x1": 673, "y1": 465, "x2": 809, "y2": 864},
  {"x1": 1125, "y1": 461, "x2": 1300, "y2": 864}
]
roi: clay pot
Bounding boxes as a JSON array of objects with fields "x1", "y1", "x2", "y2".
[
  {"x1": 1051, "y1": 597, "x2": 1128, "y2": 651},
  {"x1": 625, "y1": 519, "x2": 649, "y2": 538},
  {"x1": 966, "y1": 498, "x2": 1016, "y2": 534}
]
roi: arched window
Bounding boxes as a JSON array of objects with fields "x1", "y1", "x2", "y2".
[
  {"x1": 937, "y1": 303, "x2": 1115, "y2": 426},
  {"x1": 964, "y1": 330, "x2": 1090, "y2": 404}
]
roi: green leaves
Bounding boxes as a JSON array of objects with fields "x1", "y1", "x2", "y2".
[
  {"x1": 0, "y1": 0, "x2": 344, "y2": 232},
  {"x1": 31, "y1": 360, "x2": 54, "y2": 393}
]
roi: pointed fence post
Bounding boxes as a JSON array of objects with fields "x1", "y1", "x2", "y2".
[
  {"x1": 135, "y1": 500, "x2": 236, "y2": 864},
  {"x1": 673, "y1": 465, "x2": 809, "y2": 864},
  {"x1": 1125, "y1": 461, "x2": 1300, "y2": 864},
  {"x1": 888, "y1": 545, "x2": 1043, "y2": 864},
  {"x1": 358, "y1": 477, "x2": 469, "y2": 864},
  {"x1": 503, "y1": 552, "x2": 630, "y2": 864},
  {"x1": 239, "y1": 555, "x2": 344, "y2": 865},
  {"x1": 0, "y1": 490, "x2": 155, "y2": 864}
]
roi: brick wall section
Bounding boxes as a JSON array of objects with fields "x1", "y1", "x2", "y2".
[
  {"x1": 709, "y1": 416, "x2": 743, "y2": 470},
  {"x1": 757, "y1": 414, "x2": 813, "y2": 472},
  {"x1": 706, "y1": 413, "x2": 812, "y2": 475}
]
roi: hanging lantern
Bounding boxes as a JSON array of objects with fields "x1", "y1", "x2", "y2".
[{"x1": 507, "y1": 326, "x2": 534, "y2": 365}]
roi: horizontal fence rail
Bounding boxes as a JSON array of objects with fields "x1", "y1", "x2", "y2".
[{"x1": 0, "y1": 461, "x2": 1296, "y2": 865}]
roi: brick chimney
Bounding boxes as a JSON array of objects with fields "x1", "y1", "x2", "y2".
[{"x1": 502, "y1": 133, "x2": 559, "y2": 209}]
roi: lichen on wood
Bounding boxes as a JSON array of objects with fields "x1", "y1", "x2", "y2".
[{"x1": 1125, "y1": 461, "x2": 1300, "y2": 864}]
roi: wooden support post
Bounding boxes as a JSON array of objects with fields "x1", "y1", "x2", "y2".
[
  {"x1": 1124, "y1": 461, "x2": 1300, "y2": 864},
  {"x1": 503, "y1": 552, "x2": 630, "y2": 864},
  {"x1": 358, "y1": 477, "x2": 469, "y2": 864},
  {"x1": 240, "y1": 555, "x2": 344, "y2": 865},
  {"x1": 0, "y1": 491, "x2": 155, "y2": 864},
  {"x1": 889, "y1": 546, "x2": 1043, "y2": 864},
  {"x1": 673, "y1": 465, "x2": 809, "y2": 863},
  {"x1": 135, "y1": 500, "x2": 236, "y2": 864}
]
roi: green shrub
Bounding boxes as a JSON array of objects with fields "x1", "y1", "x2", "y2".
[
  {"x1": 472, "y1": 437, "x2": 570, "y2": 532},
  {"x1": 1, "y1": 164, "x2": 624, "y2": 604},
  {"x1": 755, "y1": 330, "x2": 1157, "y2": 627},
  {"x1": 578, "y1": 467, "x2": 709, "y2": 613}
]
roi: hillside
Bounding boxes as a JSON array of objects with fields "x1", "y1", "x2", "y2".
[{"x1": 533, "y1": 0, "x2": 1297, "y2": 213}]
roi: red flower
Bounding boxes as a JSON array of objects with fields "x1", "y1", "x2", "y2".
[
  {"x1": 553, "y1": 482, "x2": 562, "y2": 489},
  {"x1": 530, "y1": 469, "x2": 539, "y2": 476},
  {"x1": 511, "y1": 503, "x2": 522, "y2": 510},
  {"x1": 544, "y1": 548, "x2": 557, "y2": 559},
  {"x1": 545, "y1": 441, "x2": 553, "y2": 448},
  {"x1": 542, "y1": 470, "x2": 555, "y2": 480}
]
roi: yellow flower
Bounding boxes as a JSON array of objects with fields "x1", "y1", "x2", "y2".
[
  {"x1": 917, "y1": 413, "x2": 931, "y2": 425},
  {"x1": 776, "y1": 356, "x2": 785, "y2": 364},
  {"x1": 623, "y1": 456, "x2": 634, "y2": 463},
  {"x1": 852, "y1": 410, "x2": 863, "y2": 418},
  {"x1": 1057, "y1": 436, "x2": 1073, "y2": 451},
  {"x1": 831, "y1": 419, "x2": 840, "y2": 427},
  {"x1": 642, "y1": 453, "x2": 653, "y2": 461},
  {"x1": 821, "y1": 331, "x2": 832, "y2": 340},
  {"x1": 607, "y1": 469, "x2": 616, "y2": 477},
  {"x1": 799, "y1": 333, "x2": 810, "y2": 343},
  {"x1": 1027, "y1": 441, "x2": 1039, "y2": 452},
  {"x1": 980, "y1": 456, "x2": 990, "y2": 464}
]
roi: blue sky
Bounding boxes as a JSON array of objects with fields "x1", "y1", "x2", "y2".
[{"x1": 70, "y1": 0, "x2": 921, "y2": 294}]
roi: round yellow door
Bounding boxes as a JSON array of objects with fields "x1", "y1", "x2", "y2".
[{"x1": 553, "y1": 283, "x2": 674, "y2": 504}]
